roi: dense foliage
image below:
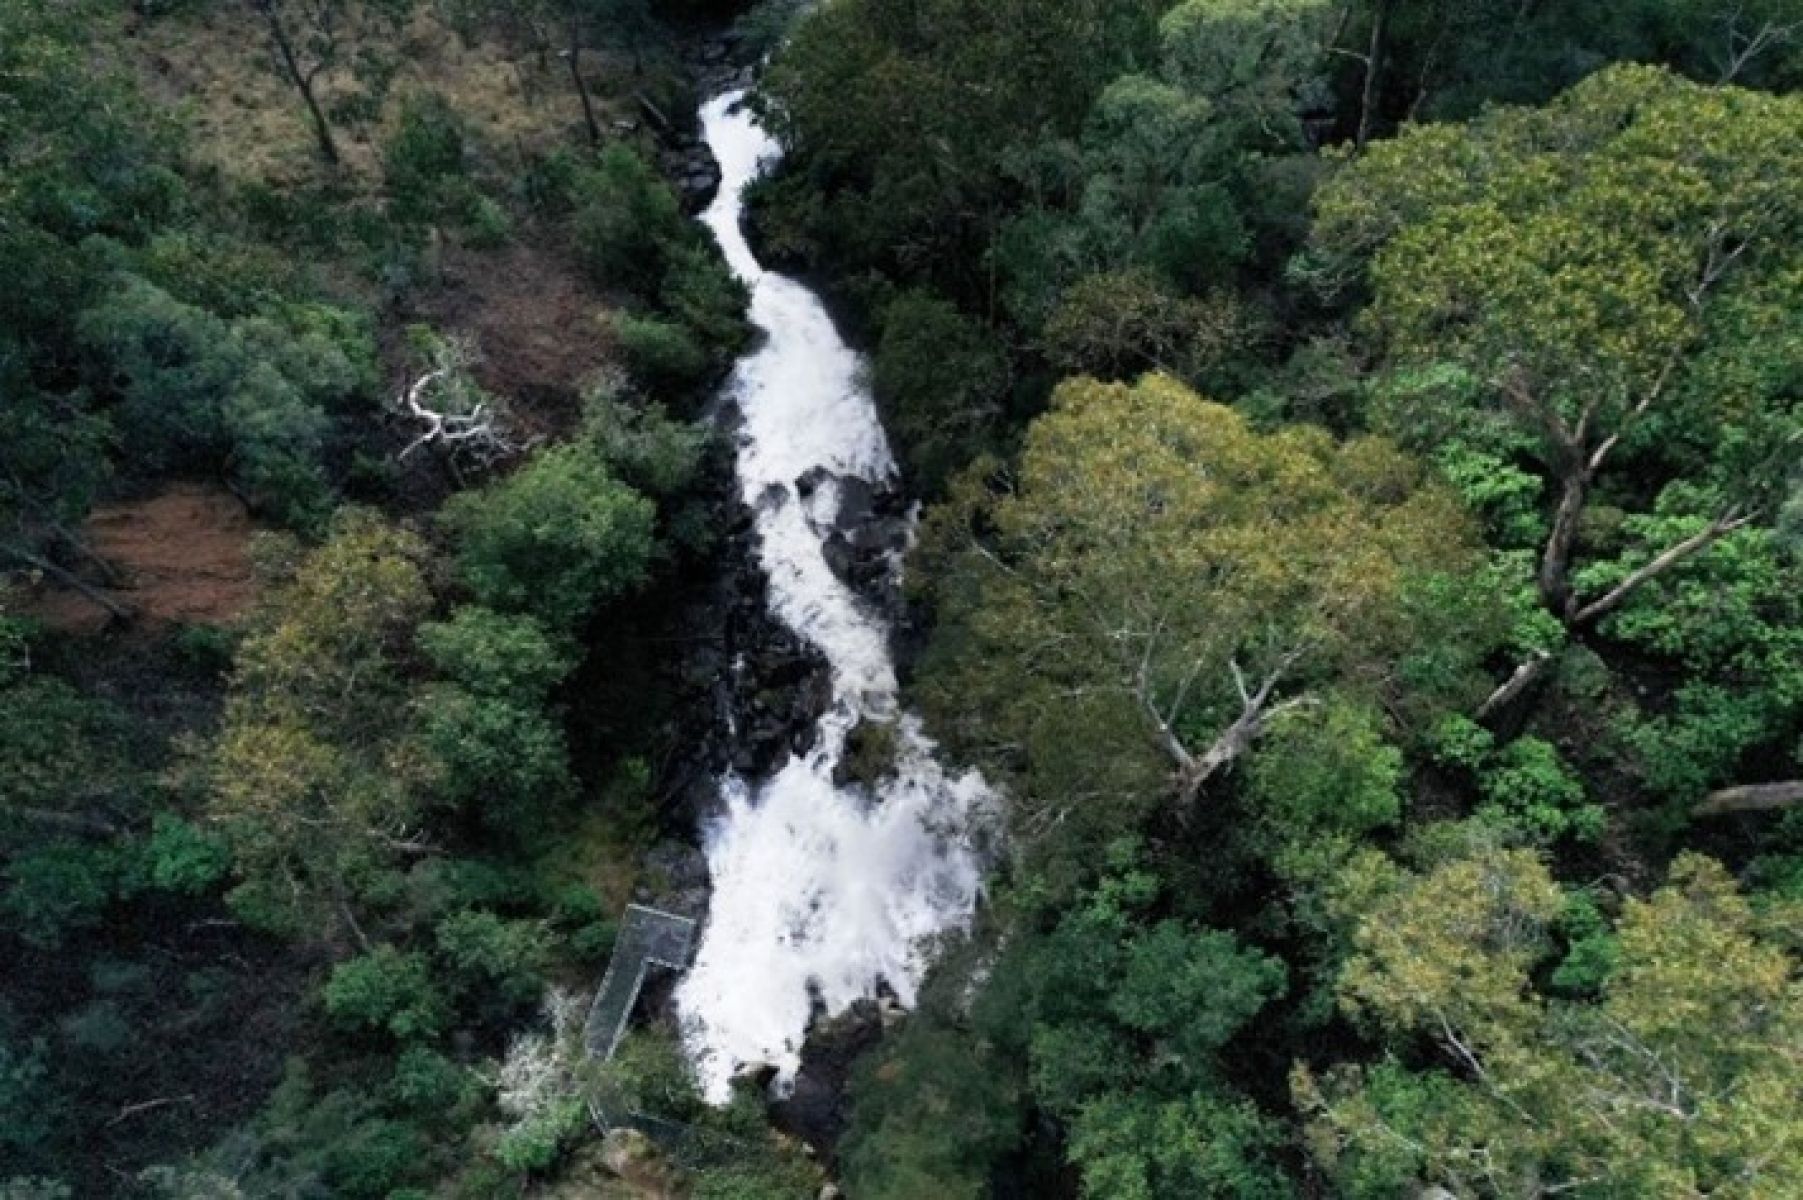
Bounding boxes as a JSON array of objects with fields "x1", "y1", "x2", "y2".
[
  {"x1": 749, "y1": 1, "x2": 1803, "y2": 1197},
  {"x1": 0, "y1": 0, "x2": 796, "y2": 1194},
  {"x1": 4, "y1": 0, "x2": 1801, "y2": 1195}
]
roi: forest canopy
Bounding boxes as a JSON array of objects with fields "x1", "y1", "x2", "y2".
[{"x1": 3, "y1": 0, "x2": 1800, "y2": 1196}]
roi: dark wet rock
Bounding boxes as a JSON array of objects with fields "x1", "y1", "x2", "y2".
[
  {"x1": 795, "y1": 465, "x2": 833, "y2": 499},
  {"x1": 665, "y1": 139, "x2": 723, "y2": 213},
  {"x1": 833, "y1": 717, "x2": 900, "y2": 790},
  {"x1": 734, "y1": 1060, "x2": 782, "y2": 1093},
  {"x1": 798, "y1": 468, "x2": 913, "y2": 610},
  {"x1": 769, "y1": 997, "x2": 888, "y2": 1161},
  {"x1": 832, "y1": 475, "x2": 878, "y2": 529},
  {"x1": 636, "y1": 842, "x2": 710, "y2": 920},
  {"x1": 757, "y1": 480, "x2": 789, "y2": 512}
]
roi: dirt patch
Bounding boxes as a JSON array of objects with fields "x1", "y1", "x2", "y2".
[
  {"x1": 11, "y1": 483, "x2": 260, "y2": 635},
  {"x1": 395, "y1": 238, "x2": 621, "y2": 427}
]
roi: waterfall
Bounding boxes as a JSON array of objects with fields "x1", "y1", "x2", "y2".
[{"x1": 674, "y1": 90, "x2": 992, "y2": 1102}]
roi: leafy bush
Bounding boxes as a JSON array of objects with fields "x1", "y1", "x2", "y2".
[
  {"x1": 0, "y1": 1037, "x2": 58, "y2": 1163},
  {"x1": 612, "y1": 313, "x2": 710, "y2": 391},
  {"x1": 657, "y1": 242, "x2": 750, "y2": 356},
  {"x1": 583, "y1": 388, "x2": 710, "y2": 498},
  {"x1": 323, "y1": 947, "x2": 449, "y2": 1042},
  {"x1": 143, "y1": 814, "x2": 231, "y2": 896},
  {"x1": 419, "y1": 685, "x2": 573, "y2": 832},
  {"x1": 571, "y1": 147, "x2": 687, "y2": 294},
  {"x1": 384, "y1": 92, "x2": 467, "y2": 224},
  {"x1": 417, "y1": 607, "x2": 574, "y2": 704},
  {"x1": 1480, "y1": 738, "x2": 1603, "y2": 844},
  {"x1": 518, "y1": 147, "x2": 585, "y2": 216},
  {"x1": 1, "y1": 841, "x2": 123, "y2": 948},
  {"x1": 440, "y1": 443, "x2": 658, "y2": 634},
  {"x1": 493, "y1": 1095, "x2": 584, "y2": 1173},
  {"x1": 434, "y1": 910, "x2": 551, "y2": 1019},
  {"x1": 873, "y1": 291, "x2": 1010, "y2": 494},
  {"x1": 387, "y1": 1046, "x2": 481, "y2": 1119}
]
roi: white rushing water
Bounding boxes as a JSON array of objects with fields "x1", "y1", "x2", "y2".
[{"x1": 675, "y1": 90, "x2": 991, "y2": 1101}]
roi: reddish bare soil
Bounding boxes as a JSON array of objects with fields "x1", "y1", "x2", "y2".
[
  {"x1": 12, "y1": 483, "x2": 260, "y2": 635},
  {"x1": 401, "y1": 239, "x2": 621, "y2": 431}
]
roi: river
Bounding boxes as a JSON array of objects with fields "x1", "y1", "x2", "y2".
[{"x1": 673, "y1": 90, "x2": 993, "y2": 1103}]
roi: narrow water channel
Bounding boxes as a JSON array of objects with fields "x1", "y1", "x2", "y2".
[{"x1": 674, "y1": 90, "x2": 993, "y2": 1102}]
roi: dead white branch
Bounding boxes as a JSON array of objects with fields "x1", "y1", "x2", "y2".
[
  {"x1": 394, "y1": 343, "x2": 537, "y2": 471},
  {"x1": 1694, "y1": 780, "x2": 1803, "y2": 818}
]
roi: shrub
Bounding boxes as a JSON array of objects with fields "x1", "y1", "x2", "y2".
[
  {"x1": 387, "y1": 1046, "x2": 480, "y2": 1118},
  {"x1": 612, "y1": 313, "x2": 709, "y2": 391},
  {"x1": 143, "y1": 814, "x2": 231, "y2": 896},
  {"x1": 440, "y1": 443, "x2": 657, "y2": 633},
  {"x1": 419, "y1": 685, "x2": 573, "y2": 832},
  {"x1": 1480, "y1": 737, "x2": 1604, "y2": 844},
  {"x1": 434, "y1": 910, "x2": 552, "y2": 1019},
  {"x1": 657, "y1": 242, "x2": 750, "y2": 355},
  {"x1": 571, "y1": 147, "x2": 687, "y2": 294},
  {"x1": 493, "y1": 1096, "x2": 585, "y2": 1173},
  {"x1": 583, "y1": 389, "x2": 710, "y2": 498},
  {"x1": 323, "y1": 947, "x2": 448, "y2": 1042},
  {"x1": 417, "y1": 607, "x2": 574, "y2": 704},
  {"x1": 518, "y1": 147, "x2": 585, "y2": 216},
  {"x1": 1, "y1": 841, "x2": 121, "y2": 948},
  {"x1": 0, "y1": 1037, "x2": 57, "y2": 1162},
  {"x1": 384, "y1": 92, "x2": 467, "y2": 223}
]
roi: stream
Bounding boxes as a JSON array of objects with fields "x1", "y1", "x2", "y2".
[{"x1": 673, "y1": 90, "x2": 993, "y2": 1103}]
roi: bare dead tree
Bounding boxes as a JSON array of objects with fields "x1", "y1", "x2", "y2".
[
  {"x1": 1717, "y1": 5, "x2": 1802, "y2": 83},
  {"x1": 394, "y1": 338, "x2": 537, "y2": 475},
  {"x1": 1693, "y1": 781, "x2": 1803, "y2": 818},
  {"x1": 1133, "y1": 640, "x2": 1317, "y2": 809},
  {"x1": 565, "y1": 7, "x2": 602, "y2": 146}
]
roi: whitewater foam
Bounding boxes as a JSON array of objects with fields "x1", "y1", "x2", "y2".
[{"x1": 674, "y1": 91, "x2": 991, "y2": 1101}]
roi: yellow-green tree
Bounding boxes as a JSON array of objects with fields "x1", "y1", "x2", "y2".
[
  {"x1": 917, "y1": 374, "x2": 1492, "y2": 878},
  {"x1": 208, "y1": 511, "x2": 436, "y2": 941},
  {"x1": 1299, "y1": 849, "x2": 1803, "y2": 1197}
]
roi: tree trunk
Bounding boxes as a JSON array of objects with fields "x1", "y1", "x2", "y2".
[
  {"x1": 1538, "y1": 469, "x2": 1588, "y2": 617},
  {"x1": 1355, "y1": 0, "x2": 1389, "y2": 149},
  {"x1": 6, "y1": 546, "x2": 135, "y2": 622},
  {"x1": 1164, "y1": 659, "x2": 1313, "y2": 809},
  {"x1": 1568, "y1": 512, "x2": 1749, "y2": 628},
  {"x1": 1476, "y1": 651, "x2": 1552, "y2": 723},
  {"x1": 569, "y1": 13, "x2": 601, "y2": 147},
  {"x1": 256, "y1": 2, "x2": 341, "y2": 165},
  {"x1": 1693, "y1": 781, "x2": 1803, "y2": 818},
  {"x1": 295, "y1": 74, "x2": 341, "y2": 166}
]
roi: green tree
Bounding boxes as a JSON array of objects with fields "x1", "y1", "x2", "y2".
[
  {"x1": 416, "y1": 607, "x2": 574, "y2": 706},
  {"x1": 323, "y1": 946, "x2": 449, "y2": 1042},
  {"x1": 244, "y1": 0, "x2": 407, "y2": 165},
  {"x1": 763, "y1": 0, "x2": 1167, "y2": 287},
  {"x1": 1157, "y1": 0, "x2": 1333, "y2": 143},
  {"x1": 872, "y1": 292, "x2": 1011, "y2": 494},
  {"x1": 1311, "y1": 67, "x2": 1803, "y2": 640},
  {"x1": 441, "y1": 443, "x2": 656, "y2": 634},
  {"x1": 917, "y1": 375, "x2": 1492, "y2": 885}
]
